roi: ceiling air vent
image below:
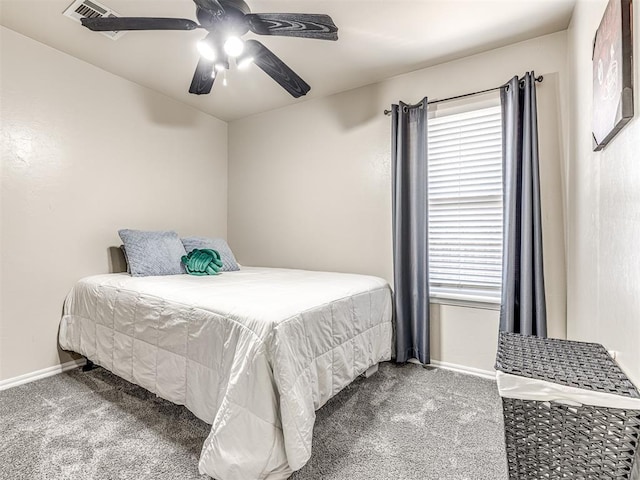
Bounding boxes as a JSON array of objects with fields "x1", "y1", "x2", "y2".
[{"x1": 63, "y1": 0, "x2": 125, "y2": 40}]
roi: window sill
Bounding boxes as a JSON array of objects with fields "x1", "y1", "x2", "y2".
[{"x1": 429, "y1": 294, "x2": 501, "y2": 311}]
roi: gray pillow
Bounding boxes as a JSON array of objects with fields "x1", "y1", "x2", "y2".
[
  {"x1": 118, "y1": 229, "x2": 187, "y2": 277},
  {"x1": 181, "y1": 237, "x2": 240, "y2": 272}
]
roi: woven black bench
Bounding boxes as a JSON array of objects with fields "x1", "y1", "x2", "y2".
[{"x1": 495, "y1": 331, "x2": 640, "y2": 480}]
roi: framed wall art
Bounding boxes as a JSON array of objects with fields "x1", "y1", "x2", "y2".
[{"x1": 592, "y1": 0, "x2": 634, "y2": 151}]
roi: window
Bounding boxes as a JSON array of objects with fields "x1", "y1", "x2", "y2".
[{"x1": 428, "y1": 104, "x2": 503, "y2": 305}]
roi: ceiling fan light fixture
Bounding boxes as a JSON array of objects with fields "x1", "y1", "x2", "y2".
[
  {"x1": 223, "y1": 36, "x2": 244, "y2": 57},
  {"x1": 79, "y1": 0, "x2": 338, "y2": 97},
  {"x1": 196, "y1": 39, "x2": 216, "y2": 61}
]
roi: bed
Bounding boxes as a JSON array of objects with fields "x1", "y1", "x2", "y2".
[{"x1": 58, "y1": 266, "x2": 393, "y2": 480}]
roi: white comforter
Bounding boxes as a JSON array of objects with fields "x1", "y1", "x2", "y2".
[{"x1": 59, "y1": 267, "x2": 393, "y2": 480}]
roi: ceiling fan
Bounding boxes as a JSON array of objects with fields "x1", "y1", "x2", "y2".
[{"x1": 80, "y1": 0, "x2": 338, "y2": 98}]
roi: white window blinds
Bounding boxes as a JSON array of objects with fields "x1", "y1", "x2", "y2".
[{"x1": 428, "y1": 105, "x2": 503, "y2": 303}]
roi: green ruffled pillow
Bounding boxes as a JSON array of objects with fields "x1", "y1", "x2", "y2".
[{"x1": 181, "y1": 249, "x2": 223, "y2": 276}]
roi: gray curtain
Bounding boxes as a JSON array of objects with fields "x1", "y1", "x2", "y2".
[
  {"x1": 499, "y1": 73, "x2": 547, "y2": 337},
  {"x1": 392, "y1": 98, "x2": 430, "y2": 363}
]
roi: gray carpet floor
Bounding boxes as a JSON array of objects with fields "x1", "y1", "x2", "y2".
[{"x1": 0, "y1": 362, "x2": 507, "y2": 480}]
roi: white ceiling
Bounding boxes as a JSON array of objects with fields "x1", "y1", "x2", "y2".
[{"x1": 0, "y1": 0, "x2": 575, "y2": 121}]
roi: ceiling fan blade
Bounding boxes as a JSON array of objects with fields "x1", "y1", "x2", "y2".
[
  {"x1": 246, "y1": 13, "x2": 338, "y2": 40},
  {"x1": 81, "y1": 17, "x2": 200, "y2": 31},
  {"x1": 193, "y1": 0, "x2": 225, "y2": 16},
  {"x1": 189, "y1": 58, "x2": 216, "y2": 95},
  {"x1": 245, "y1": 40, "x2": 310, "y2": 98}
]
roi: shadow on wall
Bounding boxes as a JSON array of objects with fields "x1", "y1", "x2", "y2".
[
  {"x1": 137, "y1": 88, "x2": 201, "y2": 127},
  {"x1": 56, "y1": 309, "x2": 82, "y2": 367},
  {"x1": 534, "y1": 71, "x2": 567, "y2": 340},
  {"x1": 108, "y1": 246, "x2": 128, "y2": 273},
  {"x1": 324, "y1": 81, "x2": 385, "y2": 130},
  {"x1": 429, "y1": 304, "x2": 442, "y2": 361},
  {"x1": 55, "y1": 246, "x2": 127, "y2": 367}
]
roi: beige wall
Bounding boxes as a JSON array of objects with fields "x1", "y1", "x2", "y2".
[
  {"x1": 1, "y1": 24, "x2": 589, "y2": 381},
  {"x1": 565, "y1": 0, "x2": 640, "y2": 386},
  {"x1": 229, "y1": 32, "x2": 569, "y2": 373},
  {"x1": 0, "y1": 27, "x2": 228, "y2": 381}
]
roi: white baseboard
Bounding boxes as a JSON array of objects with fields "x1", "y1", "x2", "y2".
[
  {"x1": 0, "y1": 357, "x2": 495, "y2": 392},
  {"x1": 407, "y1": 357, "x2": 496, "y2": 380},
  {"x1": 0, "y1": 358, "x2": 87, "y2": 391},
  {"x1": 429, "y1": 360, "x2": 496, "y2": 381}
]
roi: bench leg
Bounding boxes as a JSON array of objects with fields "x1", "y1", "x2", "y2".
[
  {"x1": 82, "y1": 359, "x2": 96, "y2": 372},
  {"x1": 364, "y1": 363, "x2": 379, "y2": 378}
]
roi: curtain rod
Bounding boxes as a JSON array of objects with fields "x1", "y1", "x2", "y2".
[{"x1": 383, "y1": 75, "x2": 543, "y2": 116}]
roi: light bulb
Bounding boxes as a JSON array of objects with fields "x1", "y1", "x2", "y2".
[
  {"x1": 237, "y1": 56, "x2": 254, "y2": 70},
  {"x1": 223, "y1": 77, "x2": 228, "y2": 87},
  {"x1": 223, "y1": 36, "x2": 244, "y2": 57},
  {"x1": 211, "y1": 70, "x2": 216, "y2": 79},
  {"x1": 197, "y1": 40, "x2": 216, "y2": 61},
  {"x1": 215, "y1": 62, "x2": 227, "y2": 72}
]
